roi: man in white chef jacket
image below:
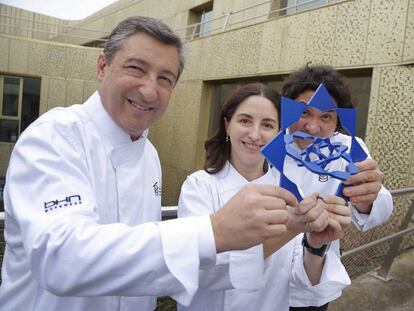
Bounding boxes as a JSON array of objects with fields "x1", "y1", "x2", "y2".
[{"x1": 0, "y1": 16, "x2": 298, "y2": 311}]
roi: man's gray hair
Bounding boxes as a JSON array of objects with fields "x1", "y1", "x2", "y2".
[{"x1": 104, "y1": 16, "x2": 185, "y2": 79}]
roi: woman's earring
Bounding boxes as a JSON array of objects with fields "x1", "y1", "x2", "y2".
[{"x1": 225, "y1": 134, "x2": 229, "y2": 142}]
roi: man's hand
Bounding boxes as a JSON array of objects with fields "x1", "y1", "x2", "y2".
[
  {"x1": 210, "y1": 184, "x2": 298, "y2": 253},
  {"x1": 307, "y1": 196, "x2": 351, "y2": 248},
  {"x1": 343, "y1": 159, "x2": 384, "y2": 214}
]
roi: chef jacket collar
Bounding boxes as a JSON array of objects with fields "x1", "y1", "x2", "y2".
[
  {"x1": 83, "y1": 91, "x2": 148, "y2": 148},
  {"x1": 215, "y1": 161, "x2": 274, "y2": 193}
]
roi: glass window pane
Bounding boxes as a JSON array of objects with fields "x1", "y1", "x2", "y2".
[
  {"x1": 297, "y1": 0, "x2": 327, "y2": 12},
  {"x1": 286, "y1": 0, "x2": 298, "y2": 14},
  {"x1": 2, "y1": 77, "x2": 20, "y2": 117},
  {"x1": 21, "y1": 77, "x2": 41, "y2": 133},
  {"x1": 201, "y1": 9, "x2": 213, "y2": 36},
  {"x1": 341, "y1": 72, "x2": 372, "y2": 139},
  {"x1": 0, "y1": 119, "x2": 19, "y2": 142}
]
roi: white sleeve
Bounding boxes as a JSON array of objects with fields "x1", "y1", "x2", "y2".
[
  {"x1": 350, "y1": 185, "x2": 393, "y2": 231},
  {"x1": 349, "y1": 137, "x2": 393, "y2": 231},
  {"x1": 178, "y1": 174, "x2": 265, "y2": 291},
  {"x1": 289, "y1": 235, "x2": 351, "y2": 307},
  {"x1": 4, "y1": 121, "x2": 211, "y2": 306}
]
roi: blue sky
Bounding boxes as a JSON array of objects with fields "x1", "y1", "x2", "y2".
[{"x1": 1, "y1": 0, "x2": 119, "y2": 20}]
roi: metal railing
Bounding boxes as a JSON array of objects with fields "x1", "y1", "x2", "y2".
[
  {"x1": 1, "y1": 186, "x2": 413, "y2": 282},
  {"x1": 341, "y1": 187, "x2": 414, "y2": 281},
  {"x1": 0, "y1": 0, "x2": 338, "y2": 43},
  {"x1": 175, "y1": 0, "x2": 337, "y2": 41}
]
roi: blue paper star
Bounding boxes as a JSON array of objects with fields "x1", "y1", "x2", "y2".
[{"x1": 261, "y1": 83, "x2": 367, "y2": 201}]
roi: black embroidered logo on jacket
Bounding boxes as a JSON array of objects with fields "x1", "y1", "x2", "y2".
[
  {"x1": 153, "y1": 182, "x2": 162, "y2": 197},
  {"x1": 318, "y1": 174, "x2": 329, "y2": 182},
  {"x1": 44, "y1": 195, "x2": 82, "y2": 213}
]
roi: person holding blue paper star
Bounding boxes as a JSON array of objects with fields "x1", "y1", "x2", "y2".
[
  {"x1": 177, "y1": 83, "x2": 353, "y2": 311},
  {"x1": 279, "y1": 65, "x2": 393, "y2": 311}
]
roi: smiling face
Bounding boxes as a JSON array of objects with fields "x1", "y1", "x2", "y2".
[
  {"x1": 290, "y1": 90, "x2": 338, "y2": 149},
  {"x1": 97, "y1": 32, "x2": 180, "y2": 140},
  {"x1": 225, "y1": 95, "x2": 279, "y2": 178}
]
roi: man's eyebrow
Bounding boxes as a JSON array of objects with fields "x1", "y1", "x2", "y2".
[
  {"x1": 125, "y1": 58, "x2": 177, "y2": 80},
  {"x1": 125, "y1": 58, "x2": 147, "y2": 66}
]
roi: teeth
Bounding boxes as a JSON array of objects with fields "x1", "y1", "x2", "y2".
[
  {"x1": 244, "y1": 142, "x2": 261, "y2": 151},
  {"x1": 128, "y1": 99, "x2": 152, "y2": 111}
]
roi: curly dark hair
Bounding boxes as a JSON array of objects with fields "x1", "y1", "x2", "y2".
[
  {"x1": 204, "y1": 83, "x2": 280, "y2": 174},
  {"x1": 281, "y1": 65, "x2": 356, "y2": 132},
  {"x1": 281, "y1": 64, "x2": 355, "y2": 109}
]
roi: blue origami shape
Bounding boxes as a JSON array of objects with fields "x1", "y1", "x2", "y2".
[{"x1": 261, "y1": 83, "x2": 368, "y2": 201}]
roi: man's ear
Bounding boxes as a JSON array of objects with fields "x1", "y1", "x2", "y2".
[{"x1": 97, "y1": 53, "x2": 107, "y2": 81}]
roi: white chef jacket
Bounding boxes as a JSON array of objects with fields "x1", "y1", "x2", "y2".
[
  {"x1": 0, "y1": 92, "x2": 216, "y2": 311},
  {"x1": 177, "y1": 162, "x2": 350, "y2": 311},
  {"x1": 283, "y1": 133, "x2": 393, "y2": 307}
]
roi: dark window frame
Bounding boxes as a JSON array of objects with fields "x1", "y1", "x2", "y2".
[{"x1": 0, "y1": 74, "x2": 41, "y2": 143}]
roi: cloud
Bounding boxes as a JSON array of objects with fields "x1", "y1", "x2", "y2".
[{"x1": 1, "y1": 0, "x2": 118, "y2": 20}]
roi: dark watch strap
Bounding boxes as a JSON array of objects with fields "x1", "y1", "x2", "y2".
[{"x1": 302, "y1": 233, "x2": 328, "y2": 257}]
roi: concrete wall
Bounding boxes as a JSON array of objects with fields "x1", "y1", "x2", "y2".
[
  {"x1": 365, "y1": 65, "x2": 414, "y2": 190},
  {"x1": 0, "y1": 35, "x2": 100, "y2": 176}
]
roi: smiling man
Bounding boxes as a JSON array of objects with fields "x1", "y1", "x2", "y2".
[
  {"x1": 0, "y1": 16, "x2": 298, "y2": 311},
  {"x1": 97, "y1": 31, "x2": 179, "y2": 140}
]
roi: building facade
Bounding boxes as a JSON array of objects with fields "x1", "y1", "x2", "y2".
[{"x1": 1, "y1": 1, "x2": 413, "y2": 265}]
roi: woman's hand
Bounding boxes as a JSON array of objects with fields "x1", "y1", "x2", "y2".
[
  {"x1": 287, "y1": 193, "x2": 329, "y2": 234},
  {"x1": 307, "y1": 195, "x2": 352, "y2": 248},
  {"x1": 343, "y1": 159, "x2": 384, "y2": 214}
]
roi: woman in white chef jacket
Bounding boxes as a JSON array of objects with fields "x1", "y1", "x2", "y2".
[
  {"x1": 281, "y1": 65, "x2": 393, "y2": 311},
  {"x1": 177, "y1": 83, "x2": 353, "y2": 311}
]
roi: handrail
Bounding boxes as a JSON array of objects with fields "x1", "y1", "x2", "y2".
[
  {"x1": 176, "y1": 0, "x2": 331, "y2": 40},
  {"x1": 0, "y1": 23, "x2": 108, "y2": 42},
  {"x1": 341, "y1": 226, "x2": 414, "y2": 258},
  {"x1": 389, "y1": 187, "x2": 414, "y2": 196},
  {"x1": 0, "y1": 13, "x2": 110, "y2": 35}
]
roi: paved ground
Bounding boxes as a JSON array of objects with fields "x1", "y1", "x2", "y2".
[{"x1": 330, "y1": 250, "x2": 414, "y2": 311}]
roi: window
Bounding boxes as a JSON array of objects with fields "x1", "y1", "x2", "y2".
[
  {"x1": 270, "y1": 0, "x2": 337, "y2": 17},
  {"x1": 188, "y1": 1, "x2": 214, "y2": 39},
  {"x1": 342, "y1": 68, "x2": 373, "y2": 139},
  {"x1": 209, "y1": 69, "x2": 372, "y2": 139},
  {"x1": 0, "y1": 75, "x2": 41, "y2": 143}
]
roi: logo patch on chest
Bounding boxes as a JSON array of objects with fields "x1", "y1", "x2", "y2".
[
  {"x1": 44, "y1": 195, "x2": 82, "y2": 213},
  {"x1": 318, "y1": 174, "x2": 329, "y2": 182},
  {"x1": 153, "y1": 182, "x2": 162, "y2": 197}
]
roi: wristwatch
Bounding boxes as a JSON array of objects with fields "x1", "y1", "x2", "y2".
[{"x1": 302, "y1": 233, "x2": 328, "y2": 257}]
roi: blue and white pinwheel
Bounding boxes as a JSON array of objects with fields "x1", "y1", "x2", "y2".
[{"x1": 261, "y1": 83, "x2": 367, "y2": 201}]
